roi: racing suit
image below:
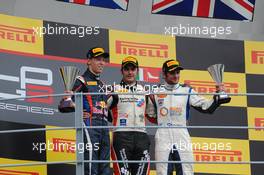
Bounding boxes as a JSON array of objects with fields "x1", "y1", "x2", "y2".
[
  {"x1": 146, "y1": 82, "x2": 221, "y2": 175},
  {"x1": 108, "y1": 81, "x2": 150, "y2": 175},
  {"x1": 59, "y1": 68, "x2": 110, "y2": 175}
]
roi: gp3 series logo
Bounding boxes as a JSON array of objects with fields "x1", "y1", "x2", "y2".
[{"x1": 0, "y1": 66, "x2": 54, "y2": 104}]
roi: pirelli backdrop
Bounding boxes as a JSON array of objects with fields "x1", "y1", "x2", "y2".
[{"x1": 0, "y1": 14, "x2": 263, "y2": 175}]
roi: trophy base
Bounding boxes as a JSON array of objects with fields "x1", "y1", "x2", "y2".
[
  {"x1": 59, "y1": 106, "x2": 75, "y2": 113},
  {"x1": 58, "y1": 99, "x2": 75, "y2": 113},
  {"x1": 218, "y1": 94, "x2": 231, "y2": 104}
]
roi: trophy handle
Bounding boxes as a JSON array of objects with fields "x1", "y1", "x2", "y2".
[{"x1": 215, "y1": 84, "x2": 231, "y2": 104}]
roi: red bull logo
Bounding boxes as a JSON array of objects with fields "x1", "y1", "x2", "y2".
[{"x1": 97, "y1": 101, "x2": 106, "y2": 108}]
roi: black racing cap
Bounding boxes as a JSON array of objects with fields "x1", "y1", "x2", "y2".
[
  {"x1": 86, "y1": 47, "x2": 109, "y2": 59},
  {"x1": 121, "y1": 56, "x2": 139, "y2": 68},
  {"x1": 162, "y1": 59, "x2": 184, "y2": 73}
]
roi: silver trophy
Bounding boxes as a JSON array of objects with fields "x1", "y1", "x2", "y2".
[
  {"x1": 58, "y1": 66, "x2": 80, "y2": 112},
  {"x1": 207, "y1": 64, "x2": 231, "y2": 104}
]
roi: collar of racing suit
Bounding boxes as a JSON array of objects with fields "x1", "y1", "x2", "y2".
[
  {"x1": 164, "y1": 82, "x2": 180, "y2": 91},
  {"x1": 120, "y1": 80, "x2": 137, "y2": 92},
  {"x1": 84, "y1": 68, "x2": 100, "y2": 81}
]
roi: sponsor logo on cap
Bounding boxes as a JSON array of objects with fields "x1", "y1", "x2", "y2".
[
  {"x1": 92, "y1": 48, "x2": 104, "y2": 53},
  {"x1": 123, "y1": 56, "x2": 137, "y2": 63},
  {"x1": 166, "y1": 60, "x2": 179, "y2": 67}
]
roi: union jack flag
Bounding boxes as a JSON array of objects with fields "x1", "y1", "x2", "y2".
[
  {"x1": 57, "y1": 0, "x2": 129, "y2": 11},
  {"x1": 152, "y1": 0, "x2": 256, "y2": 21}
]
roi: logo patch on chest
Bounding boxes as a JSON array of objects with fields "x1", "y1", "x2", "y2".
[
  {"x1": 158, "y1": 99, "x2": 164, "y2": 106},
  {"x1": 87, "y1": 81, "x2": 97, "y2": 86},
  {"x1": 160, "y1": 107, "x2": 168, "y2": 117},
  {"x1": 120, "y1": 119, "x2": 127, "y2": 126},
  {"x1": 169, "y1": 107, "x2": 183, "y2": 116},
  {"x1": 137, "y1": 99, "x2": 145, "y2": 107},
  {"x1": 157, "y1": 94, "x2": 167, "y2": 98}
]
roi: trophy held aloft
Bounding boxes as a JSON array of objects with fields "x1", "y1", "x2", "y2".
[
  {"x1": 58, "y1": 66, "x2": 80, "y2": 113},
  {"x1": 207, "y1": 64, "x2": 231, "y2": 104}
]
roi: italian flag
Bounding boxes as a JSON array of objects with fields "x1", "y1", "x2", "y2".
[{"x1": 136, "y1": 68, "x2": 144, "y2": 81}]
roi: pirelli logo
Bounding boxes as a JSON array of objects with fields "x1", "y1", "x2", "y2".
[
  {"x1": 0, "y1": 169, "x2": 39, "y2": 175},
  {"x1": 255, "y1": 117, "x2": 264, "y2": 131},
  {"x1": 184, "y1": 80, "x2": 239, "y2": 93},
  {"x1": 52, "y1": 138, "x2": 75, "y2": 153},
  {"x1": 251, "y1": 51, "x2": 264, "y2": 64},
  {"x1": 115, "y1": 40, "x2": 168, "y2": 58},
  {"x1": 0, "y1": 24, "x2": 36, "y2": 43},
  {"x1": 194, "y1": 149, "x2": 242, "y2": 162}
]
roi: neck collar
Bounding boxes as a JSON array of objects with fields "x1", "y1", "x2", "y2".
[
  {"x1": 85, "y1": 68, "x2": 100, "y2": 80},
  {"x1": 164, "y1": 82, "x2": 180, "y2": 90},
  {"x1": 120, "y1": 80, "x2": 137, "y2": 92}
]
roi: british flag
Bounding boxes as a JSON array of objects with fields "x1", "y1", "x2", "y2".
[
  {"x1": 152, "y1": 0, "x2": 256, "y2": 21},
  {"x1": 57, "y1": 0, "x2": 129, "y2": 11}
]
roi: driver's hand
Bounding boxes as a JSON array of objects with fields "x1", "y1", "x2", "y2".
[
  {"x1": 216, "y1": 83, "x2": 225, "y2": 92},
  {"x1": 63, "y1": 90, "x2": 73, "y2": 100}
]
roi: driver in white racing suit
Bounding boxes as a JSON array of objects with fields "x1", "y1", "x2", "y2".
[{"x1": 146, "y1": 59, "x2": 231, "y2": 175}]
